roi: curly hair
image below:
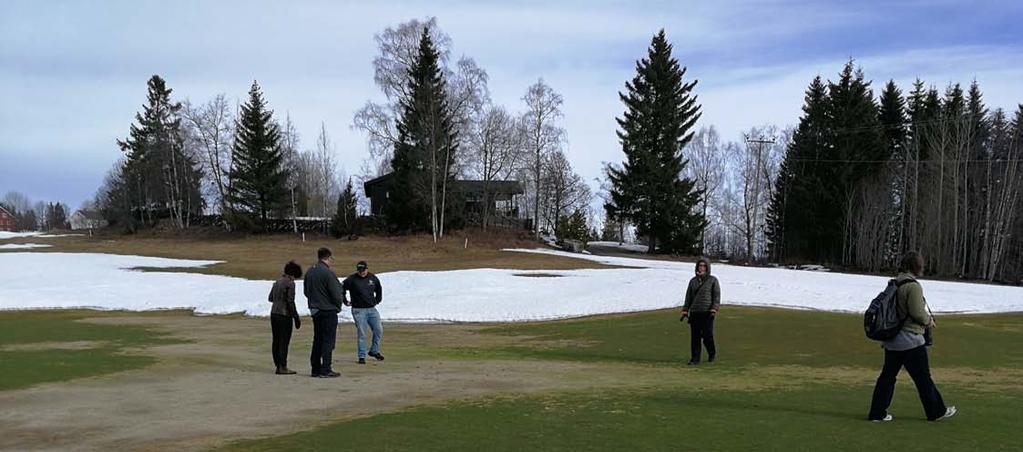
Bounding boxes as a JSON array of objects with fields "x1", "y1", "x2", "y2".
[{"x1": 284, "y1": 261, "x2": 303, "y2": 279}]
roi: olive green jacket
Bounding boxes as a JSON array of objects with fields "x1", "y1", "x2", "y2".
[{"x1": 895, "y1": 273, "x2": 932, "y2": 335}]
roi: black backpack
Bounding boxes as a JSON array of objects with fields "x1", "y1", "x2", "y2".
[{"x1": 864, "y1": 279, "x2": 918, "y2": 341}]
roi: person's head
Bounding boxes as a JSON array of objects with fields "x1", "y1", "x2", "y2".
[
  {"x1": 899, "y1": 251, "x2": 925, "y2": 277},
  {"x1": 695, "y1": 258, "x2": 710, "y2": 276},
  {"x1": 356, "y1": 260, "x2": 369, "y2": 277},
  {"x1": 283, "y1": 261, "x2": 302, "y2": 279},
  {"x1": 317, "y1": 247, "x2": 334, "y2": 265}
]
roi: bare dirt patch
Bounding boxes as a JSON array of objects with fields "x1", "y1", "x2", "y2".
[
  {"x1": 31, "y1": 232, "x2": 618, "y2": 279},
  {"x1": 0, "y1": 313, "x2": 676, "y2": 452},
  {"x1": 0, "y1": 341, "x2": 102, "y2": 352}
]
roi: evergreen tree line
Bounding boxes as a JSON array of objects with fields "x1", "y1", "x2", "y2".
[
  {"x1": 92, "y1": 17, "x2": 594, "y2": 239},
  {"x1": 94, "y1": 76, "x2": 361, "y2": 235},
  {"x1": 766, "y1": 61, "x2": 1023, "y2": 282},
  {"x1": 0, "y1": 191, "x2": 69, "y2": 231}
]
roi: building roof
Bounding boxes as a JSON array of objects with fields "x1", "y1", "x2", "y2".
[
  {"x1": 73, "y1": 209, "x2": 105, "y2": 221},
  {"x1": 0, "y1": 205, "x2": 12, "y2": 217},
  {"x1": 364, "y1": 173, "x2": 523, "y2": 195}
]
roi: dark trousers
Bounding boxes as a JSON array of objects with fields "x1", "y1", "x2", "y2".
[
  {"x1": 270, "y1": 314, "x2": 294, "y2": 369},
  {"x1": 689, "y1": 312, "x2": 716, "y2": 362},
  {"x1": 869, "y1": 345, "x2": 947, "y2": 420},
  {"x1": 310, "y1": 311, "x2": 338, "y2": 375}
]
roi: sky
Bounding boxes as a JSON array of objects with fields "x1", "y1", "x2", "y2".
[{"x1": 2, "y1": 0, "x2": 1023, "y2": 211}]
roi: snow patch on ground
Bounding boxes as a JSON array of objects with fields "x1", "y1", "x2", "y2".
[
  {"x1": 1, "y1": 249, "x2": 1021, "y2": 322},
  {"x1": 503, "y1": 249, "x2": 1023, "y2": 315},
  {"x1": 0, "y1": 243, "x2": 52, "y2": 250},
  {"x1": 0, "y1": 232, "x2": 42, "y2": 240}
]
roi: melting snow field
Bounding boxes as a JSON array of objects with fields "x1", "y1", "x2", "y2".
[
  {"x1": 0, "y1": 249, "x2": 1021, "y2": 322},
  {"x1": 0, "y1": 243, "x2": 52, "y2": 250}
]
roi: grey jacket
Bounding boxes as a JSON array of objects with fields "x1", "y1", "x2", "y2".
[
  {"x1": 268, "y1": 275, "x2": 298, "y2": 317},
  {"x1": 304, "y1": 261, "x2": 344, "y2": 313},
  {"x1": 683, "y1": 258, "x2": 721, "y2": 313}
]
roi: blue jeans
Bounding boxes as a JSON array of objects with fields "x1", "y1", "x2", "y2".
[{"x1": 352, "y1": 307, "x2": 383, "y2": 358}]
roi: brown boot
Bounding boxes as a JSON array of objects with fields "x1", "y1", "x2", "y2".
[{"x1": 278, "y1": 367, "x2": 296, "y2": 375}]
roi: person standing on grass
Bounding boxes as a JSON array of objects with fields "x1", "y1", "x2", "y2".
[
  {"x1": 343, "y1": 260, "x2": 384, "y2": 365},
  {"x1": 680, "y1": 258, "x2": 720, "y2": 365},
  {"x1": 868, "y1": 251, "x2": 957, "y2": 422},
  {"x1": 268, "y1": 261, "x2": 303, "y2": 375},
  {"x1": 304, "y1": 247, "x2": 345, "y2": 378}
]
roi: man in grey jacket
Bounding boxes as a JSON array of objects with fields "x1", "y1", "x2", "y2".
[
  {"x1": 681, "y1": 258, "x2": 720, "y2": 365},
  {"x1": 304, "y1": 247, "x2": 345, "y2": 378}
]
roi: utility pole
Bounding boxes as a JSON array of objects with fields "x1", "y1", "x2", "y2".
[{"x1": 744, "y1": 134, "x2": 776, "y2": 261}]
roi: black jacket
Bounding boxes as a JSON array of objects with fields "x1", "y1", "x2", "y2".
[
  {"x1": 343, "y1": 273, "x2": 382, "y2": 308},
  {"x1": 304, "y1": 262, "x2": 344, "y2": 313}
]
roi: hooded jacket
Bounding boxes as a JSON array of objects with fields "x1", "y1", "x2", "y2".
[{"x1": 683, "y1": 258, "x2": 720, "y2": 313}]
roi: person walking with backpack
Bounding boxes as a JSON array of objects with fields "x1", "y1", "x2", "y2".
[
  {"x1": 342, "y1": 260, "x2": 384, "y2": 365},
  {"x1": 681, "y1": 258, "x2": 720, "y2": 365},
  {"x1": 868, "y1": 251, "x2": 956, "y2": 422},
  {"x1": 304, "y1": 247, "x2": 345, "y2": 378},
  {"x1": 268, "y1": 261, "x2": 302, "y2": 375}
]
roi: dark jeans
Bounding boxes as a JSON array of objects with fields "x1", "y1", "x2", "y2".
[
  {"x1": 869, "y1": 345, "x2": 947, "y2": 420},
  {"x1": 689, "y1": 312, "x2": 716, "y2": 362},
  {"x1": 310, "y1": 311, "x2": 338, "y2": 375},
  {"x1": 270, "y1": 314, "x2": 294, "y2": 369}
]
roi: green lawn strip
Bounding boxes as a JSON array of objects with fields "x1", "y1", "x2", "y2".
[
  {"x1": 0, "y1": 310, "x2": 183, "y2": 390},
  {"x1": 223, "y1": 383, "x2": 1021, "y2": 452},
  {"x1": 473, "y1": 308, "x2": 1023, "y2": 369}
]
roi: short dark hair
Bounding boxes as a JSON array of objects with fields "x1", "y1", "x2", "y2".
[
  {"x1": 898, "y1": 251, "x2": 924, "y2": 275},
  {"x1": 284, "y1": 261, "x2": 303, "y2": 278},
  {"x1": 317, "y1": 247, "x2": 333, "y2": 260}
]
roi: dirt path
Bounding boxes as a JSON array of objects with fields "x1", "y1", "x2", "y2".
[{"x1": 0, "y1": 314, "x2": 670, "y2": 451}]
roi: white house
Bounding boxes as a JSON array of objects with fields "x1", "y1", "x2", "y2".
[{"x1": 69, "y1": 210, "x2": 108, "y2": 231}]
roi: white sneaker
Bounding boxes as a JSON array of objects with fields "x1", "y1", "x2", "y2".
[
  {"x1": 938, "y1": 406, "x2": 957, "y2": 420},
  {"x1": 871, "y1": 414, "x2": 893, "y2": 422}
]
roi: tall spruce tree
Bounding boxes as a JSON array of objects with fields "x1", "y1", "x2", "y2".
[
  {"x1": 387, "y1": 28, "x2": 459, "y2": 238},
  {"x1": 606, "y1": 30, "x2": 704, "y2": 254},
  {"x1": 117, "y1": 75, "x2": 204, "y2": 229},
  {"x1": 228, "y1": 81, "x2": 288, "y2": 228},
  {"x1": 878, "y1": 80, "x2": 909, "y2": 254},
  {"x1": 824, "y1": 61, "x2": 885, "y2": 264},
  {"x1": 766, "y1": 76, "x2": 830, "y2": 261}
]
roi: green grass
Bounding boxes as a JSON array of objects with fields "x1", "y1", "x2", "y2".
[
  {"x1": 0, "y1": 310, "x2": 180, "y2": 390},
  {"x1": 226, "y1": 385, "x2": 1021, "y2": 452},
  {"x1": 475, "y1": 308, "x2": 1023, "y2": 369},
  {"x1": 226, "y1": 307, "x2": 1023, "y2": 451}
]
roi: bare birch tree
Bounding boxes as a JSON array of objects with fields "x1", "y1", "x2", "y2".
[{"x1": 521, "y1": 78, "x2": 564, "y2": 238}]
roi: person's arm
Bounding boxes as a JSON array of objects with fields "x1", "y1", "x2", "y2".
[
  {"x1": 710, "y1": 277, "x2": 721, "y2": 314},
  {"x1": 341, "y1": 277, "x2": 351, "y2": 306},
  {"x1": 904, "y1": 283, "x2": 930, "y2": 326},
  {"x1": 287, "y1": 281, "x2": 301, "y2": 329},
  {"x1": 374, "y1": 275, "x2": 383, "y2": 305},
  {"x1": 328, "y1": 273, "x2": 346, "y2": 309},
  {"x1": 682, "y1": 279, "x2": 694, "y2": 314},
  {"x1": 286, "y1": 280, "x2": 298, "y2": 317}
]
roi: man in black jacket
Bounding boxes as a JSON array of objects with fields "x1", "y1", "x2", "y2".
[
  {"x1": 342, "y1": 260, "x2": 384, "y2": 364},
  {"x1": 681, "y1": 258, "x2": 721, "y2": 365},
  {"x1": 304, "y1": 248, "x2": 345, "y2": 378}
]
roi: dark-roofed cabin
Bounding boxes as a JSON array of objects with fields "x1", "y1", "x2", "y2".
[{"x1": 364, "y1": 173, "x2": 525, "y2": 226}]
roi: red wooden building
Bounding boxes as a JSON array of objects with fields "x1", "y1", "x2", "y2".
[{"x1": 0, "y1": 206, "x2": 16, "y2": 232}]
